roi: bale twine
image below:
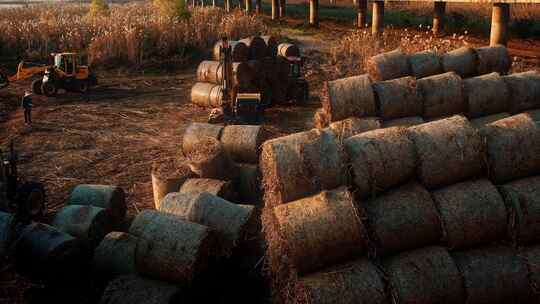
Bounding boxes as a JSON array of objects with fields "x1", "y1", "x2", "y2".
[
  {"x1": 432, "y1": 179, "x2": 507, "y2": 249},
  {"x1": 503, "y1": 71, "x2": 540, "y2": 113},
  {"x1": 326, "y1": 117, "x2": 381, "y2": 143},
  {"x1": 239, "y1": 36, "x2": 267, "y2": 60},
  {"x1": 221, "y1": 125, "x2": 267, "y2": 164},
  {"x1": 262, "y1": 35, "x2": 278, "y2": 57},
  {"x1": 373, "y1": 76, "x2": 423, "y2": 120},
  {"x1": 235, "y1": 162, "x2": 261, "y2": 203},
  {"x1": 479, "y1": 113, "x2": 540, "y2": 183},
  {"x1": 277, "y1": 43, "x2": 300, "y2": 57},
  {"x1": 365, "y1": 183, "x2": 441, "y2": 256},
  {"x1": 523, "y1": 245, "x2": 540, "y2": 302},
  {"x1": 499, "y1": 176, "x2": 540, "y2": 244},
  {"x1": 407, "y1": 115, "x2": 485, "y2": 189},
  {"x1": 367, "y1": 48, "x2": 411, "y2": 81},
  {"x1": 383, "y1": 116, "x2": 424, "y2": 128},
  {"x1": 0, "y1": 211, "x2": 16, "y2": 259},
  {"x1": 179, "y1": 178, "x2": 237, "y2": 202},
  {"x1": 93, "y1": 232, "x2": 137, "y2": 278},
  {"x1": 313, "y1": 108, "x2": 330, "y2": 129},
  {"x1": 158, "y1": 192, "x2": 255, "y2": 253},
  {"x1": 15, "y1": 223, "x2": 85, "y2": 283},
  {"x1": 383, "y1": 246, "x2": 465, "y2": 304},
  {"x1": 294, "y1": 259, "x2": 388, "y2": 304},
  {"x1": 196, "y1": 61, "x2": 253, "y2": 88},
  {"x1": 260, "y1": 128, "x2": 346, "y2": 207},
  {"x1": 475, "y1": 45, "x2": 511, "y2": 75},
  {"x1": 186, "y1": 137, "x2": 235, "y2": 181},
  {"x1": 52, "y1": 205, "x2": 111, "y2": 248},
  {"x1": 417, "y1": 72, "x2": 465, "y2": 119},
  {"x1": 464, "y1": 72, "x2": 510, "y2": 118},
  {"x1": 67, "y1": 184, "x2": 126, "y2": 227},
  {"x1": 344, "y1": 127, "x2": 416, "y2": 198},
  {"x1": 322, "y1": 74, "x2": 376, "y2": 122},
  {"x1": 470, "y1": 112, "x2": 510, "y2": 130},
  {"x1": 132, "y1": 210, "x2": 214, "y2": 282},
  {"x1": 100, "y1": 274, "x2": 179, "y2": 304},
  {"x1": 441, "y1": 46, "x2": 477, "y2": 78},
  {"x1": 452, "y1": 246, "x2": 530, "y2": 304},
  {"x1": 212, "y1": 40, "x2": 249, "y2": 62},
  {"x1": 182, "y1": 122, "x2": 223, "y2": 156},
  {"x1": 409, "y1": 50, "x2": 442, "y2": 79},
  {"x1": 191, "y1": 82, "x2": 224, "y2": 108},
  {"x1": 151, "y1": 158, "x2": 194, "y2": 209}
]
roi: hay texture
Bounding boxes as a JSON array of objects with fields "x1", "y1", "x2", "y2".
[
  {"x1": 432, "y1": 179, "x2": 507, "y2": 249},
  {"x1": 260, "y1": 128, "x2": 346, "y2": 207},
  {"x1": 186, "y1": 137, "x2": 235, "y2": 181},
  {"x1": 262, "y1": 35, "x2": 279, "y2": 57},
  {"x1": 470, "y1": 112, "x2": 510, "y2": 130},
  {"x1": 480, "y1": 113, "x2": 540, "y2": 183},
  {"x1": 277, "y1": 43, "x2": 300, "y2": 57},
  {"x1": 475, "y1": 45, "x2": 511, "y2": 75},
  {"x1": 212, "y1": 40, "x2": 249, "y2": 62},
  {"x1": 407, "y1": 115, "x2": 485, "y2": 189},
  {"x1": 367, "y1": 48, "x2": 411, "y2": 81},
  {"x1": 464, "y1": 72, "x2": 510, "y2": 118},
  {"x1": 499, "y1": 176, "x2": 540, "y2": 244},
  {"x1": 344, "y1": 127, "x2": 417, "y2": 198},
  {"x1": 220, "y1": 125, "x2": 267, "y2": 164},
  {"x1": 326, "y1": 117, "x2": 381, "y2": 142},
  {"x1": 0, "y1": 211, "x2": 15, "y2": 259},
  {"x1": 196, "y1": 61, "x2": 253, "y2": 88},
  {"x1": 191, "y1": 82, "x2": 224, "y2": 108},
  {"x1": 235, "y1": 162, "x2": 262, "y2": 203},
  {"x1": 383, "y1": 246, "x2": 465, "y2": 304},
  {"x1": 441, "y1": 46, "x2": 477, "y2": 78},
  {"x1": 182, "y1": 122, "x2": 223, "y2": 155},
  {"x1": 452, "y1": 246, "x2": 530, "y2": 304},
  {"x1": 524, "y1": 245, "x2": 540, "y2": 302},
  {"x1": 373, "y1": 76, "x2": 422, "y2": 120},
  {"x1": 100, "y1": 274, "x2": 179, "y2": 304},
  {"x1": 151, "y1": 158, "x2": 194, "y2": 209},
  {"x1": 322, "y1": 74, "x2": 376, "y2": 122},
  {"x1": 417, "y1": 71, "x2": 465, "y2": 119},
  {"x1": 365, "y1": 183, "x2": 441, "y2": 256},
  {"x1": 52, "y1": 205, "x2": 112, "y2": 248},
  {"x1": 179, "y1": 178, "x2": 237, "y2": 202},
  {"x1": 239, "y1": 36, "x2": 267, "y2": 60},
  {"x1": 93, "y1": 232, "x2": 137, "y2": 278},
  {"x1": 67, "y1": 184, "x2": 126, "y2": 226},
  {"x1": 383, "y1": 116, "x2": 424, "y2": 128},
  {"x1": 409, "y1": 50, "x2": 442, "y2": 79},
  {"x1": 503, "y1": 70, "x2": 540, "y2": 113},
  {"x1": 313, "y1": 108, "x2": 330, "y2": 129}
]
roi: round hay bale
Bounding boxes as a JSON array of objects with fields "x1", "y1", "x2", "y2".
[
  {"x1": 158, "y1": 192, "x2": 255, "y2": 253},
  {"x1": 407, "y1": 115, "x2": 485, "y2": 189},
  {"x1": 383, "y1": 246, "x2": 465, "y2": 304},
  {"x1": 271, "y1": 187, "x2": 368, "y2": 275},
  {"x1": 365, "y1": 183, "x2": 441, "y2": 256},
  {"x1": 100, "y1": 274, "x2": 180, "y2": 304},
  {"x1": 15, "y1": 223, "x2": 86, "y2": 283},
  {"x1": 260, "y1": 128, "x2": 346, "y2": 207},
  {"x1": 475, "y1": 45, "x2": 511, "y2": 75},
  {"x1": 499, "y1": 176, "x2": 540, "y2": 244},
  {"x1": 196, "y1": 61, "x2": 253, "y2": 88},
  {"x1": 479, "y1": 113, "x2": 540, "y2": 183},
  {"x1": 523, "y1": 245, "x2": 540, "y2": 302},
  {"x1": 0, "y1": 211, "x2": 16, "y2": 259},
  {"x1": 67, "y1": 184, "x2": 126, "y2": 226},
  {"x1": 322, "y1": 74, "x2": 376, "y2": 122},
  {"x1": 464, "y1": 72, "x2": 510, "y2": 118},
  {"x1": 432, "y1": 179, "x2": 507, "y2": 249},
  {"x1": 93, "y1": 232, "x2": 137, "y2": 278},
  {"x1": 313, "y1": 108, "x2": 330, "y2": 129},
  {"x1": 373, "y1": 76, "x2": 423, "y2": 120},
  {"x1": 151, "y1": 158, "x2": 194, "y2": 209},
  {"x1": 441, "y1": 46, "x2": 477, "y2": 78},
  {"x1": 327, "y1": 117, "x2": 381, "y2": 142},
  {"x1": 129, "y1": 210, "x2": 159, "y2": 237},
  {"x1": 52, "y1": 205, "x2": 112, "y2": 248},
  {"x1": 235, "y1": 162, "x2": 261, "y2": 204},
  {"x1": 221, "y1": 125, "x2": 267, "y2": 164},
  {"x1": 186, "y1": 137, "x2": 235, "y2": 181},
  {"x1": 213, "y1": 40, "x2": 249, "y2": 62},
  {"x1": 417, "y1": 71, "x2": 465, "y2": 119},
  {"x1": 191, "y1": 82, "x2": 224, "y2": 108},
  {"x1": 470, "y1": 112, "x2": 510, "y2": 130},
  {"x1": 344, "y1": 127, "x2": 416, "y2": 198},
  {"x1": 294, "y1": 259, "x2": 388, "y2": 304},
  {"x1": 134, "y1": 210, "x2": 214, "y2": 282},
  {"x1": 262, "y1": 35, "x2": 278, "y2": 57},
  {"x1": 367, "y1": 48, "x2": 411, "y2": 81},
  {"x1": 409, "y1": 50, "x2": 442, "y2": 79},
  {"x1": 503, "y1": 70, "x2": 540, "y2": 113},
  {"x1": 452, "y1": 246, "x2": 530, "y2": 304},
  {"x1": 239, "y1": 36, "x2": 267, "y2": 60},
  {"x1": 267, "y1": 56, "x2": 291, "y2": 105},
  {"x1": 182, "y1": 122, "x2": 223, "y2": 156},
  {"x1": 179, "y1": 178, "x2": 237, "y2": 202},
  {"x1": 277, "y1": 43, "x2": 300, "y2": 57},
  {"x1": 383, "y1": 116, "x2": 424, "y2": 128}
]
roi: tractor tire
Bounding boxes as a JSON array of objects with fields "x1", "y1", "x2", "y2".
[
  {"x1": 15, "y1": 182, "x2": 46, "y2": 220},
  {"x1": 41, "y1": 81, "x2": 57, "y2": 97},
  {"x1": 0, "y1": 71, "x2": 8, "y2": 89},
  {"x1": 32, "y1": 79, "x2": 43, "y2": 95},
  {"x1": 77, "y1": 80, "x2": 89, "y2": 93}
]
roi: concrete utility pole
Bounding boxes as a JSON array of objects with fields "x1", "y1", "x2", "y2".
[
  {"x1": 432, "y1": 2, "x2": 446, "y2": 36},
  {"x1": 490, "y1": 3, "x2": 510, "y2": 46},
  {"x1": 372, "y1": 1, "x2": 384, "y2": 36},
  {"x1": 356, "y1": 0, "x2": 367, "y2": 28},
  {"x1": 310, "y1": 0, "x2": 319, "y2": 27},
  {"x1": 279, "y1": 0, "x2": 286, "y2": 17},
  {"x1": 272, "y1": 0, "x2": 280, "y2": 20}
]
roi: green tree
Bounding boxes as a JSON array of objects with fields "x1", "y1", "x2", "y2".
[{"x1": 154, "y1": 0, "x2": 190, "y2": 19}]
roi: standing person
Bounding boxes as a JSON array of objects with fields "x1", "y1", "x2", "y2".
[{"x1": 21, "y1": 91, "x2": 33, "y2": 125}]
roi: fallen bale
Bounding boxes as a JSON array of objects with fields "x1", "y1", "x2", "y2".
[
  {"x1": 409, "y1": 50, "x2": 442, "y2": 79},
  {"x1": 190, "y1": 82, "x2": 224, "y2": 108},
  {"x1": 235, "y1": 162, "x2": 261, "y2": 203},
  {"x1": 186, "y1": 137, "x2": 235, "y2": 181},
  {"x1": 464, "y1": 72, "x2": 510, "y2": 118},
  {"x1": 365, "y1": 183, "x2": 441, "y2": 256},
  {"x1": 93, "y1": 232, "x2": 137, "y2": 278},
  {"x1": 479, "y1": 113, "x2": 540, "y2": 183},
  {"x1": 239, "y1": 36, "x2": 267, "y2": 60},
  {"x1": 100, "y1": 274, "x2": 180, "y2": 304},
  {"x1": 373, "y1": 76, "x2": 423, "y2": 120},
  {"x1": 182, "y1": 122, "x2": 223, "y2": 156},
  {"x1": 0, "y1": 211, "x2": 16, "y2": 259},
  {"x1": 52, "y1": 205, "x2": 111, "y2": 248},
  {"x1": 67, "y1": 184, "x2": 126, "y2": 227},
  {"x1": 499, "y1": 176, "x2": 540, "y2": 244},
  {"x1": 313, "y1": 108, "x2": 330, "y2": 129},
  {"x1": 220, "y1": 125, "x2": 267, "y2": 164},
  {"x1": 294, "y1": 259, "x2": 388, "y2": 304},
  {"x1": 262, "y1": 35, "x2": 278, "y2": 57},
  {"x1": 383, "y1": 246, "x2": 465, "y2": 304},
  {"x1": 367, "y1": 48, "x2": 411, "y2": 81},
  {"x1": 196, "y1": 61, "x2": 253, "y2": 88},
  {"x1": 407, "y1": 115, "x2": 485, "y2": 189},
  {"x1": 470, "y1": 112, "x2": 510, "y2": 129},
  {"x1": 322, "y1": 74, "x2": 376, "y2": 122},
  {"x1": 179, "y1": 178, "x2": 237, "y2": 202},
  {"x1": 277, "y1": 43, "x2": 300, "y2": 57},
  {"x1": 452, "y1": 246, "x2": 530, "y2": 304},
  {"x1": 212, "y1": 40, "x2": 249, "y2": 62},
  {"x1": 151, "y1": 158, "x2": 194, "y2": 209},
  {"x1": 326, "y1": 117, "x2": 381, "y2": 142},
  {"x1": 441, "y1": 46, "x2": 477, "y2": 78},
  {"x1": 260, "y1": 128, "x2": 346, "y2": 207},
  {"x1": 417, "y1": 71, "x2": 465, "y2": 119},
  {"x1": 523, "y1": 245, "x2": 540, "y2": 303},
  {"x1": 503, "y1": 70, "x2": 540, "y2": 113},
  {"x1": 383, "y1": 116, "x2": 424, "y2": 128},
  {"x1": 475, "y1": 45, "x2": 511, "y2": 75},
  {"x1": 345, "y1": 127, "x2": 416, "y2": 197},
  {"x1": 432, "y1": 179, "x2": 507, "y2": 249}
]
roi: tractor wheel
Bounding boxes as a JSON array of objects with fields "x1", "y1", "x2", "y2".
[
  {"x1": 15, "y1": 182, "x2": 46, "y2": 220},
  {"x1": 0, "y1": 71, "x2": 8, "y2": 89},
  {"x1": 77, "y1": 80, "x2": 89, "y2": 93},
  {"x1": 41, "y1": 81, "x2": 57, "y2": 97},
  {"x1": 32, "y1": 79, "x2": 43, "y2": 95}
]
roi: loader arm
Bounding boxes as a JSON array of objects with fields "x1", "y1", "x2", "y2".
[{"x1": 7, "y1": 62, "x2": 48, "y2": 83}]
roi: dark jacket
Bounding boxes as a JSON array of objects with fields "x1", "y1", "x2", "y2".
[{"x1": 21, "y1": 95, "x2": 33, "y2": 109}]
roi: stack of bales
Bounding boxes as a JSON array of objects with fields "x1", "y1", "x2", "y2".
[
  {"x1": 261, "y1": 112, "x2": 540, "y2": 303},
  {"x1": 191, "y1": 35, "x2": 300, "y2": 108}
]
